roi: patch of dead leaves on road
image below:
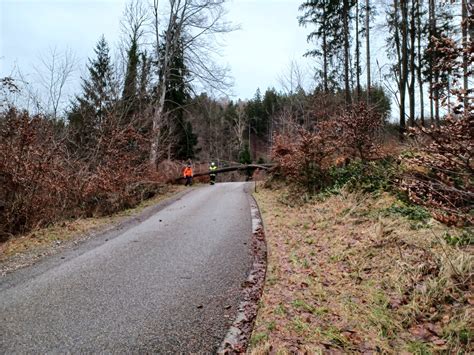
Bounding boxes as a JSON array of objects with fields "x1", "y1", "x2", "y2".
[{"x1": 250, "y1": 187, "x2": 473, "y2": 354}]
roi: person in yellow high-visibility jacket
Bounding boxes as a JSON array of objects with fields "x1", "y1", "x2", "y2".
[{"x1": 209, "y1": 161, "x2": 217, "y2": 185}]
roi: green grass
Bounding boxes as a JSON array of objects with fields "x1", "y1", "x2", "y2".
[{"x1": 250, "y1": 332, "x2": 268, "y2": 347}]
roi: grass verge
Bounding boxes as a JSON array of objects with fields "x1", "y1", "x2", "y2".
[{"x1": 250, "y1": 185, "x2": 473, "y2": 353}]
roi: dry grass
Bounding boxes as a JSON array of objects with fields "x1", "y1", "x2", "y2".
[
  {"x1": 0, "y1": 184, "x2": 185, "y2": 261},
  {"x1": 251, "y1": 185, "x2": 473, "y2": 353}
]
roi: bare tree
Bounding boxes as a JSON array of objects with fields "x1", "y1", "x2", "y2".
[
  {"x1": 33, "y1": 47, "x2": 77, "y2": 119},
  {"x1": 408, "y1": 0, "x2": 416, "y2": 127},
  {"x1": 461, "y1": 0, "x2": 469, "y2": 110},
  {"x1": 119, "y1": 0, "x2": 151, "y2": 122},
  {"x1": 149, "y1": 0, "x2": 236, "y2": 169},
  {"x1": 277, "y1": 60, "x2": 308, "y2": 95},
  {"x1": 232, "y1": 100, "x2": 247, "y2": 154},
  {"x1": 366, "y1": 0, "x2": 371, "y2": 100},
  {"x1": 122, "y1": 0, "x2": 150, "y2": 44},
  {"x1": 416, "y1": 0, "x2": 424, "y2": 126}
]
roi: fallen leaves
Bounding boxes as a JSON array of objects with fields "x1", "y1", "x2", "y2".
[{"x1": 250, "y1": 188, "x2": 473, "y2": 354}]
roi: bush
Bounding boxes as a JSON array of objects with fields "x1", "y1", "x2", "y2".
[
  {"x1": 272, "y1": 123, "x2": 336, "y2": 195},
  {"x1": 329, "y1": 158, "x2": 397, "y2": 193},
  {"x1": 400, "y1": 27, "x2": 474, "y2": 226},
  {"x1": 271, "y1": 102, "x2": 386, "y2": 196},
  {"x1": 0, "y1": 109, "x2": 76, "y2": 240},
  {"x1": 401, "y1": 116, "x2": 473, "y2": 226},
  {"x1": 0, "y1": 108, "x2": 159, "y2": 241}
]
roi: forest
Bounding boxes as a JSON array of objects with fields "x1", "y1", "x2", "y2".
[
  {"x1": 0, "y1": 0, "x2": 472, "y2": 240},
  {"x1": 0, "y1": 0, "x2": 473, "y2": 352}
]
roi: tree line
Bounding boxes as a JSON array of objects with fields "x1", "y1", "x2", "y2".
[{"x1": 298, "y1": 0, "x2": 472, "y2": 138}]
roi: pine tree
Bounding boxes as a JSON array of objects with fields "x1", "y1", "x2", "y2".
[
  {"x1": 68, "y1": 36, "x2": 116, "y2": 155},
  {"x1": 159, "y1": 31, "x2": 197, "y2": 161},
  {"x1": 122, "y1": 36, "x2": 139, "y2": 114},
  {"x1": 298, "y1": 0, "x2": 341, "y2": 92}
]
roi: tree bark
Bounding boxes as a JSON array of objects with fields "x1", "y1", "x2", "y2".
[
  {"x1": 366, "y1": 0, "x2": 371, "y2": 101},
  {"x1": 408, "y1": 0, "x2": 416, "y2": 127},
  {"x1": 323, "y1": 30, "x2": 328, "y2": 93},
  {"x1": 395, "y1": 0, "x2": 408, "y2": 139},
  {"x1": 343, "y1": 0, "x2": 352, "y2": 105},
  {"x1": 462, "y1": 0, "x2": 469, "y2": 111},
  {"x1": 355, "y1": 0, "x2": 361, "y2": 99},
  {"x1": 428, "y1": 0, "x2": 435, "y2": 126},
  {"x1": 416, "y1": 0, "x2": 424, "y2": 126}
]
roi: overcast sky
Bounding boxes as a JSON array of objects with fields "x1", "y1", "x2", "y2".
[{"x1": 0, "y1": 0, "x2": 314, "y2": 101}]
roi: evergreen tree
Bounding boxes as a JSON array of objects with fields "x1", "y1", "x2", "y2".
[
  {"x1": 299, "y1": 0, "x2": 341, "y2": 92},
  {"x1": 159, "y1": 30, "x2": 197, "y2": 160},
  {"x1": 68, "y1": 36, "x2": 116, "y2": 155},
  {"x1": 245, "y1": 88, "x2": 270, "y2": 138},
  {"x1": 122, "y1": 36, "x2": 139, "y2": 113}
]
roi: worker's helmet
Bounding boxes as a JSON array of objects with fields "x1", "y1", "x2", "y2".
[{"x1": 211, "y1": 161, "x2": 215, "y2": 166}]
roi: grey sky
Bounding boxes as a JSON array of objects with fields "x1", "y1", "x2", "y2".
[{"x1": 1, "y1": 0, "x2": 313, "y2": 101}]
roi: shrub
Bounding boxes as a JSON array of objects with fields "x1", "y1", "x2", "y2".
[
  {"x1": 0, "y1": 108, "x2": 159, "y2": 241},
  {"x1": 335, "y1": 101, "x2": 383, "y2": 161},
  {"x1": 329, "y1": 158, "x2": 397, "y2": 193},
  {"x1": 400, "y1": 22, "x2": 474, "y2": 226},
  {"x1": 271, "y1": 102, "x2": 385, "y2": 196},
  {"x1": 272, "y1": 122, "x2": 336, "y2": 195},
  {"x1": 401, "y1": 116, "x2": 473, "y2": 226},
  {"x1": 0, "y1": 109, "x2": 76, "y2": 240}
]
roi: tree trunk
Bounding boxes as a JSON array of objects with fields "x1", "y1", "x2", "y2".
[
  {"x1": 150, "y1": 1, "x2": 176, "y2": 169},
  {"x1": 408, "y1": 0, "x2": 416, "y2": 127},
  {"x1": 400, "y1": 0, "x2": 409, "y2": 139},
  {"x1": 428, "y1": 0, "x2": 440, "y2": 125},
  {"x1": 462, "y1": 0, "x2": 469, "y2": 111},
  {"x1": 416, "y1": 0, "x2": 424, "y2": 126},
  {"x1": 428, "y1": 0, "x2": 435, "y2": 126},
  {"x1": 366, "y1": 0, "x2": 371, "y2": 102},
  {"x1": 323, "y1": 31, "x2": 328, "y2": 93},
  {"x1": 343, "y1": 0, "x2": 351, "y2": 105},
  {"x1": 355, "y1": 0, "x2": 361, "y2": 99}
]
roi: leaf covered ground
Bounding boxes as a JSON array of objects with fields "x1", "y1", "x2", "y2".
[{"x1": 251, "y1": 186, "x2": 473, "y2": 353}]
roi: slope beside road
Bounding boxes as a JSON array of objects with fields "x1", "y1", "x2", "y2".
[{"x1": 1, "y1": 182, "x2": 254, "y2": 353}]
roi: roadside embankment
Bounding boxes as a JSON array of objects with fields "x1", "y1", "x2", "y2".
[{"x1": 250, "y1": 186, "x2": 472, "y2": 353}]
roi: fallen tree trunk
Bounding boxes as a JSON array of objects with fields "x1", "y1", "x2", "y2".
[{"x1": 174, "y1": 164, "x2": 274, "y2": 182}]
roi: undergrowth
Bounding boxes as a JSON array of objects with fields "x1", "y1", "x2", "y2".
[{"x1": 329, "y1": 158, "x2": 397, "y2": 194}]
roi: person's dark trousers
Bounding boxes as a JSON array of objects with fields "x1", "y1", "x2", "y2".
[
  {"x1": 185, "y1": 176, "x2": 193, "y2": 186},
  {"x1": 210, "y1": 174, "x2": 216, "y2": 185}
]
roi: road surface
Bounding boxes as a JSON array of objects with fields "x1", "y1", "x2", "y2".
[{"x1": 1, "y1": 182, "x2": 254, "y2": 353}]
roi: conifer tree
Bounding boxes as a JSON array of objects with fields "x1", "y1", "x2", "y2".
[
  {"x1": 68, "y1": 36, "x2": 116, "y2": 155},
  {"x1": 122, "y1": 37, "x2": 139, "y2": 107},
  {"x1": 160, "y1": 30, "x2": 197, "y2": 160},
  {"x1": 298, "y1": 0, "x2": 341, "y2": 93}
]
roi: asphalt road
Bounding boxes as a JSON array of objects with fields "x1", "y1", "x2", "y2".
[{"x1": 0, "y1": 182, "x2": 254, "y2": 353}]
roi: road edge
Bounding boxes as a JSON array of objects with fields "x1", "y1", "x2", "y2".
[
  {"x1": 218, "y1": 193, "x2": 268, "y2": 354},
  {"x1": 0, "y1": 187, "x2": 194, "y2": 280}
]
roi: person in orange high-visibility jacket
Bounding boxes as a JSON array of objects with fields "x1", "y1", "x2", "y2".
[{"x1": 183, "y1": 163, "x2": 193, "y2": 186}]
